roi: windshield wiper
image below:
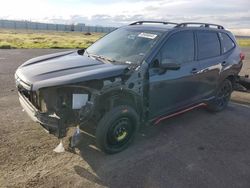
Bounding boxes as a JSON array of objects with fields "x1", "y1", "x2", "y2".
[
  {"x1": 86, "y1": 52, "x2": 116, "y2": 63},
  {"x1": 85, "y1": 50, "x2": 126, "y2": 64},
  {"x1": 91, "y1": 54, "x2": 115, "y2": 63}
]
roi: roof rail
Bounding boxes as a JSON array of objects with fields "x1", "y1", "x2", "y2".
[
  {"x1": 175, "y1": 22, "x2": 224, "y2": 29},
  {"x1": 130, "y1": 21, "x2": 178, "y2": 26}
]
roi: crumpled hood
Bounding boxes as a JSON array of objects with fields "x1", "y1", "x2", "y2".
[{"x1": 15, "y1": 50, "x2": 128, "y2": 90}]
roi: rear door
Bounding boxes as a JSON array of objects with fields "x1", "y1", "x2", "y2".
[
  {"x1": 195, "y1": 31, "x2": 223, "y2": 99},
  {"x1": 148, "y1": 30, "x2": 202, "y2": 119}
]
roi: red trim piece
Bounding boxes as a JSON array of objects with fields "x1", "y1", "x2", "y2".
[{"x1": 154, "y1": 103, "x2": 207, "y2": 125}]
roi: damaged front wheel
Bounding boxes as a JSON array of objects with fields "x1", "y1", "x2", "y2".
[{"x1": 96, "y1": 105, "x2": 139, "y2": 154}]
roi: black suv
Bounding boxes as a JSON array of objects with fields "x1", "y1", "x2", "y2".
[{"x1": 15, "y1": 21, "x2": 244, "y2": 154}]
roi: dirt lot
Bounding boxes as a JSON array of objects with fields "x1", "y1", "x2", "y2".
[{"x1": 0, "y1": 48, "x2": 250, "y2": 188}]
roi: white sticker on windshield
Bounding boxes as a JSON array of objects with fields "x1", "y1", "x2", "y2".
[
  {"x1": 125, "y1": 61, "x2": 132, "y2": 64},
  {"x1": 138, "y1": 33, "x2": 157, "y2": 39}
]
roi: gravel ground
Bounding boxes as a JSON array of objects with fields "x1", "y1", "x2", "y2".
[{"x1": 0, "y1": 48, "x2": 250, "y2": 188}]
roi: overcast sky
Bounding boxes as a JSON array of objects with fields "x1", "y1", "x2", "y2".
[{"x1": 0, "y1": 0, "x2": 249, "y2": 28}]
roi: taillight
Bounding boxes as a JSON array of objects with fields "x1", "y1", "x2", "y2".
[{"x1": 240, "y1": 52, "x2": 245, "y2": 61}]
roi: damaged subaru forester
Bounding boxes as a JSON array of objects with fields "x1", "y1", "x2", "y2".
[{"x1": 15, "y1": 21, "x2": 244, "y2": 154}]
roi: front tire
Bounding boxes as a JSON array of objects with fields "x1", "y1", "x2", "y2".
[
  {"x1": 207, "y1": 79, "x2": 233, "y2": 112},
  {"x1": 96, "y1": 105, "x2": 139, "y2": 154}
]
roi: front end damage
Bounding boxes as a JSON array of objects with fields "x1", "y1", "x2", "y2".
[
  {"x1": 16, "y1": 78, "x2": 102, "y2": 138},
  {"x1": 15, "y1": 60, "x2": 147, "y2": 152}
]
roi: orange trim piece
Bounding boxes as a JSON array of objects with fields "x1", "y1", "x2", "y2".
[{"x1": 154, "y1": 103, "x2": 207, "y2": 125}]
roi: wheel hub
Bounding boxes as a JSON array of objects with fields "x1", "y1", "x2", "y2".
[
  {"x1": 115, "y1": 127, "x2": 128, "y2": 141},
  {"x1": 107, "y1": 117, "x2": 133, "y2": 146}
]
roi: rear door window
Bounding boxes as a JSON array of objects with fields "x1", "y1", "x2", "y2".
[
  {"x1": 197, "y1": 31, "x2": 221, "y2": 60},
  {"x1": 160, "y1": 31, "x2": 194, "y2": 64},
  {"x1": 219, "y1": 33, "x2": 235, "y2": 53}
]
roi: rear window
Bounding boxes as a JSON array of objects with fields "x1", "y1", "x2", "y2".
[
  {"x1": 219, "y1": 33, "x2": 235, "y2": 53},
  {"x1": 197, "y1": 32, "x2": 221, "y2": 60}
]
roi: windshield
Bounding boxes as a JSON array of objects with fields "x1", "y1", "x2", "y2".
[{"x1": 86, "y1": 28, "x2": 163, "y2": 64}]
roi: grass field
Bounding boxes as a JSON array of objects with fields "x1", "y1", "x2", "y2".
[
  {"x1": 0, "y1": 29, "x2": 103, "y2": 49},
  {"x1": 237, "y1": 38, "x2": 250, "y2": 47},
  {"x1": 0, "y1": 29, "x2": 249, "y2": 49}
]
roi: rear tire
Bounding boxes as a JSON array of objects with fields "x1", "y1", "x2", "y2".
[
  {"x1": 96, "y1": 105, "x2": 139, "y2": 154},
  {"x1": 207, "y1": 79, "x2": 233, "y2": 112}
]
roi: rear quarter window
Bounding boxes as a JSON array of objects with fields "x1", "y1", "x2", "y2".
[
  {"x1": 197, "y1": 31, "x2": 221, "y2": 60},
  {"x1": 219, "y1": 33, "x2": 235, "y2": 53}
]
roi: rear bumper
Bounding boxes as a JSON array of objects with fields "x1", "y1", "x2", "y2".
[{"x1": 18, "y1": 92, "x2": 60, "y2": 135}]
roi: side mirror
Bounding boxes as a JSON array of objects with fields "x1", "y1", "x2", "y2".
[
  {"x1": 77, "y1": 49, "x2": 85, "y2": 55},
  {"x1": 160, "y1": 59, "x2": 181, "y2": 70}
]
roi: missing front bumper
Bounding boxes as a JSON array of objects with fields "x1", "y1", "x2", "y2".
[
  {"x1": 19, "y1": 91, "x2": 95, "y2": 138},
  {"x1": 19, "y1": 92, "x2": 63, "y2": 137}
]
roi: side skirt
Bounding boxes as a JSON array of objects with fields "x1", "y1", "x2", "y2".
[{"x1": 153, "y1": 103, "x2": 207, "y2": 125}]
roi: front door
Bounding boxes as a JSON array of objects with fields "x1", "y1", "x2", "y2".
[{"x1": 148, "y1": 30, "x2": 201, "y2": 119}]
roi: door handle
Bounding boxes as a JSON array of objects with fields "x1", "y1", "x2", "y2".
[
  {"x1": 221, "y1": 61, "x2": 227, "y2": 66},
  {"x1": 190, "y1": 68, "x2": 198, "y2": 74}
]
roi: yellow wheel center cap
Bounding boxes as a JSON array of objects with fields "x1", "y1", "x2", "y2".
[{"x1": 117, "y1": 131, "x2": 127, "y2": 141}]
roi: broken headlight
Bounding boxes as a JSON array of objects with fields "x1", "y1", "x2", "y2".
[{"x1": 38, "y1": 86, "x2": 91, "y2": 113}]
